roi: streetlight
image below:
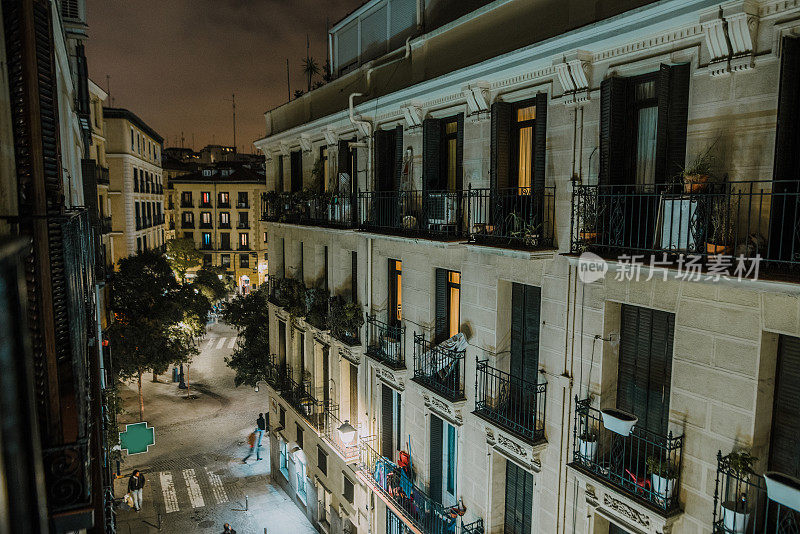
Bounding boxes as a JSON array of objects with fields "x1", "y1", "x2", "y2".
[
  {"x1": 253, "y1": 380, "x2": 268, "y2": 393},
  {"x1": 337, "y1": 420, "x2": 357, "y2": 444}
]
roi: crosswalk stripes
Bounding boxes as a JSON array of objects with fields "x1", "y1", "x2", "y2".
[
  {"x1": 227, "y1": 337, "x2": 236, "y2": 349},
  {"x1": 205, "y1": 467, "x2": 229, "y2": 505},
  {"x1": 204, "y1": 335, "x2": 217, "y2": 349},
  {"x1": 202, "y1": 335, "x2": 240, "y2": 351},
  {"x1": 159, "y1": 471, "x2": 180, "y2": 513},
  {"x1": 215, "y1": 337, "x2": 227, "y2": 349},
  {"x1": 157, "y1": 467, "x2": 230, "y2": 513},
  {"x1": 182, "y1": 468, "x2": 205, "y2": 508}
]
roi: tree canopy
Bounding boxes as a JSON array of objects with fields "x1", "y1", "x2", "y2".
[
  {"x1": 222, "y1": 287, "x2": 270, "y2": 387},
  {"x1": 193, "y1": 268, "x2": 228, "y2": 304},
  {"x1": 165, "y1": 238, "x2": 203, "y2": 282}
]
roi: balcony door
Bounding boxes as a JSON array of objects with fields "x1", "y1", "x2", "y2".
[
  {"x1": 422, "y1": 114, "x2": 463, "y2": 229},
  {"x1": 617, "y1": 304, "x2": 674, "y2": 436},
  {"x1": 375, "y1": 126, "x2": 403, "y2": 227},
  {"x1": 769, "y1": 334, "x2": 800, "y2": 477},
  {"x1": 381, "y1": 384, "x2": 401, "y2": 461},
  {"x1": 388, "y1": 259, "x2": 402, "y2": 328},
  {"x1": 504, "y1": 460, "x2": 533, "y2": 534},
  {"x1": 290, "y1": 151, "x2": 303, "y2": 193},
  {"x1": 770, "y1": 37, "x2": 800, "y2": 262},
  {"x1": 429, "y1": 414, "x2": 457, "y2": 506},
  {"x1": 434, "y1": 269, "x2": 460, "y2": 344},
  {"x1": 509, "y1": 283, "x2": 541, "y2": 432}
]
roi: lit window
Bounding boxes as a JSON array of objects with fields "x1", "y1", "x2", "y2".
[
  {"x1": 444, "y1": 120, "x2": 458, "y2": 191},
  {"x1": 448, "y1": 271, "x2": 460, "y2": 338}
]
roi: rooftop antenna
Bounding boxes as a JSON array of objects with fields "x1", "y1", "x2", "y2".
[
  {"x1": 105, "y1": 74, "x2": 112, "y2": 105},
  {"x1": 224, "y1": 94, "x2": 237, "y2": 153}
]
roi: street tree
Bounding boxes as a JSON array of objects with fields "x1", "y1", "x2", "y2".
[
  {"x1": 165, "y1": 237, "x2": 203, "y2": 282},
  {"x1": 193, "y1": 268, "x2": 228, "y2": 304},
  {"x1": 222, "y1": 287, "x2": 270, "y2": 387}
]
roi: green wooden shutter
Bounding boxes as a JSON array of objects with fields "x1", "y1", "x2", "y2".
[
  {"x1": 491, "y1": 102, "x2": 512, "y2": 192},
  {"x1": 769, "y1": 335, "x2": 800, "y2": 476},
  {"x1": 510, "y1": 283, "x2": 525, "y2": 380},
  {"x1": 423, "y1": 118, "x2": 442, "y2": 192},
  {"x1": 434, "y1": 269, "x2": 448, "y2": 344},
  {"x1": 617, "y1": 305, "x2": 674, "y2": 435},
  {"x1": 504, "y1": 461, "x2": 533, "y2": 534},
  {"x1": 599, "y1": 77, "x2": 629, "y2": 186},
  {"x1": 655, "y1": 63, "x2": 690, "y2": 184},
  {"x1": 381, "y1": 384, "x2": 394, "y2": 459},
  {"x1": 456, "y1": 113, "x2": 465, "y2": 191},
  {"x1": 429, "y1": 414, "x2": 443, "y2": 503},
  {"x1": 770, "y1": 37, "x2": 800, "y2": 261},
  {"x1": 349, "y1": 363, "x2": 358, "y2": 424},
  {"x1": 394, "y1": 124, "x2": 404, "y2": 187},
  {"x1": 533, "y1": 93, "x2": 548, "y2": 194},
  {"x1": 511, "y1": 283, "x2": 541, "y2": 385}
]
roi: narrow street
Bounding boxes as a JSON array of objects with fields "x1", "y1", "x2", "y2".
[{"x1": 115, "y1": 321, "x2": 316, "y2": 534}]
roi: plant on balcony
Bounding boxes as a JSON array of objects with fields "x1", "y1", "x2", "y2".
[
  {"x1": 275, "y1": 277, "x2": 307, "y2": 319},
  {"x1": 720, "y1": 451, "x2": 757, "y2": 534},
  {"x1": 305, "y1": 286, "x2": 330, "y2": 330},
  {"x1": 707, "y1": 194, "x2": 739, "y2": 257},
  {"x1": 646, "y1": 455, "x2": 678, "y2": 502},
  {"x1": 578, "y1": 430, "x2": 598, "y2": 462},
  {"x1": 578, "y1": 192, "x2": 603, "y2": 248},
  {"x1": 506, "y1": 212, "x2": 542, "y2": 248},
  {"x1": 680, "y1": 148, "x2": 715, "y2": 193},
  {"x1": 329, "y1": 296, "x2": 364, "y2": 345}
]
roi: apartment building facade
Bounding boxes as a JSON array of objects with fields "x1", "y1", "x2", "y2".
[
  {"x1": 105, "y1": 107, "x2": 165, "y2": 262},
  {"x1": 254, "y1": 1, "x2": 800, "y2": 534},
  {"x1": 166, "y1": 166, "x2": 268, "y2": 289}
]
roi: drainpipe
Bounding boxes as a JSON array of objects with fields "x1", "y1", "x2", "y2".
[
  {"x1": 365, "y1": 36, "x2": 412, "y2": 87},
  {"x1": 349, "y1": 92, "x2": 374, "y2": 190}
]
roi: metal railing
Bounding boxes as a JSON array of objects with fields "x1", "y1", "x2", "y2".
[
  {"x1": 97, "y1": 165, "x2": 109, "y2": 185},
  {"x1": 462, "y1": 518, "x2": 485, "y2": 534},
  {"x1": 218, "y1": 201, "x2": 231, "y2": 208},
  {"x1": 712, "y1": 451, "x2": 800, "y2": 533},
  {"x1": 200, "y1": 243, "x2": 213, "y2": 250},
  {"x1": 366, "y1": 315, "x2": 405, "y2": 368},
  {"x1": 181, "y1": 221, "x2": 194, "y2": 229},
  {"x1": 281, "y1": 370, "x2": 325, "y2": 432},
  {"x1": 180, "y1": 200, "x2": 194, "y2": 208},
  {"x1": 358, "y1": 439, "x2": 456, "y2": 534},
  {"x1": 219, "y1": 222, "x2": 231, "y2": 229},
  {"x1": 475, "y1": 359, "x2": 546, "y2": 443},
  {"x1": 359, "y1": 189, "x2": 466, "y2": 239},
  {"x1": 42, "y1": 440, "x2": 91, "y2": 513},
  {"x1": 199, "y1": 222, "x2": 213, "y2": 229},
  {"x1": 237, "y1": 201, "x2": 250, "y2": 209},
  {"x1": 413, "y1": 334, "x2": 466, "y2": 402},
  {"x1": 571, "y1": 180, "x2": 800, "y2": 273},
  {"x1": 571, "y1": 398, "x2": 683, "y2": 513},
  {"x1": 468, "y1": 186, "x2": 555, "y2": 250},
  {"x1": 200, "y1": 202, "x2": 213, "y2": 208},
  {"x1": 261, "y1": 191, "x2": 356, "y2": 228},
  {"x1": 323, "y1": 406, "x2": 359, "y2": 463},
  {"x1": 329, "y1": 296, "x2": 361, "y2": 346}
]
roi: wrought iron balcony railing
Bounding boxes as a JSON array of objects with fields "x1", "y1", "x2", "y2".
[
  {"x1": 237, "y1": 221, "x2": 250, "y2": 229},
  {"x1": 366, "y1": 314, "x2": 405, "y2": 369},
  {"x1": 412, "y1": 333, "x2": 465, "y2": 402},
  {"x1": 199, "y1": 201, "x2": 213, "y2": 208},
  {"x1": 42, "y1": 440, "x2": 91, "y2": 514},
  {"x1": 180, "y1": 200, "x2": 194, "y2": 208},
  {"x1": 261, "y1": 191, "x2": 356, "y2": 228},
  {"x1": 219, "y1": 222, "x2": 231, "y2": 229},
  {"x1": 462, "y1": 519, "x2": 485, "y2": 534},
  {"x1": 712, "y1": 451, "x2": 800, "y2": 534},
  {"x1": 323, "y1": 406, "x2": 359, "y2": 463},
  {"x1": 200, "y1": 243, "x2": 213, "y2": 251},
  {"x1": 218, "y1": 201, "x2": 231, "y2": 209},
  {"x1": 358, "y1": 439, "x2": 457, "y2": 534},
  {"x1": 198, "y1": 222, "x2": 213, "y2": 229},
  {"x1": 359, "y1": 189, "x2": 466, "y2": 239},
  {"x1": 237, "y1": 201, "x2": 250, "y2": 209},
  {"x1": 571, "y1": 180, "x2": 800, "y2": 275},
  {"x1": 181, "y1": 221, "x2": 194, "y2": 229},
  {"x1": 468, "y1": 186, "x2": 555, "y2": 250},
  {"x1": 474, "y1": 358, "x2": 546, "y2": 443},
  {"x1": 571, "y1": 397, "x2": 684, "y2": 513},
  {"x1": 281, "y1": 370, "x2": 325, "y2": 432}
]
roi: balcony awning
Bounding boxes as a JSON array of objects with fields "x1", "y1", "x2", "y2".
[{"x1": 356, "y1": 471, "x2": 423, "y2": 534}]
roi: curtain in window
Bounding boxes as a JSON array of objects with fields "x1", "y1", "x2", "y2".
[
  {"x1": 517, "y1": 126, "x2": 533, "y2": 191},
  {"x1": 635, "y1": 81, "x2": 658, "y2": 188}
]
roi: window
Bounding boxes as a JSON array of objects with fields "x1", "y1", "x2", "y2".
[
  {"x1": 240, "y1": 254, "x2": 249, "y2": 268},
  {"x1": 290, "y1": 151, "x2": 302, "y2": 192},
  {"x1": 130, "y1": 127, "x2": 134, "y2": 150},
  {"x1": 296, "y1": 423, "x2": 304, "y2": 450},
  {"x1": 136, "y1": 237, "x2": 142, "y2": 253},
  {"x1": 200, "y1": 212, "x2": 211, "y2": 227},
  {"x1": 388, "y1": 259, "x2": 402, "y2": 326},
  {"x1": 181, "y1": 192, "x2": 193, "y2": 207},
  {"x1": 239, "y1": 232, "x2": 249, "y2": 249},
  {"x1": 237, "y1": 191, "x2": 248, "y2": 208},
  {"x1": 277, "y1": 155, "x2": 285, "y2": 192},
  {"x1": 511, "y1": 283, "x2": 541, "y2": 388},
  {"x1": 279, "y1": 438, "x2": 289, "y2": 479},
  {"x1": 133, "y1": 167, "x2": 139, "y2": 192},
  {"x1": 343, "y1": 475, "x2": 354, "y2": 504},
  {"x1": 181, "y1": 212, "x2": 194, "y2": 225},
  {"x1": 220, "y1": 254, "x2": 230, "y2": 268},
  {"x1": 505, "y1": 460, "x2": 534, "y2": 534},
  {"x1": 317, "y1": 446, "x2": 327, "y2": 476},
  {"x1": 422, "y1": 115, "x2": 462, "y2": 192},
  {"x1": 434, "y1": 269, "x2": 460, "y2": 344},
  {"x1": 279, "y1": 405, "x2": 286, "y2": 428},
  {"x1": 220, "y1": 233, "x2": 230, "y2": 250},
  {"x1": 218, "y1": 192, "x2": 230, "y2": 206},
  {"x1": 135, "y1": 202, "x2": 140, "y2": 227},
  {"x1": 443, "y1": 120, "x2": 458, "y2": 190},
  {"x1": 201, "y1": 191, "x2": 211, "y2": 206},
  {"x1": 202, "y1": 233, "x2": 211, "y2": 247},
  {"x1": 238, "y1": 212, "x2": 249, "y2": 228},
  {"x1": 297, "y1": 458, "x2": 307, "y2": 502},
  {"x1": 381, "y1": 384, "x2": 401, "y2": 461},
  {"x1": 320, "y1": 146, "x2": 329, "y2": 191},
  {"x1": 429, "y1": 414, "x2": 457, "y2": 506},
  {"x1": 769, "y1": 335, "x2": 800, "y2": 477},
  {"x1": 617, "y1": 304, "x2": 675, "y2": 435},
  {"x1": 137, "y1": 132, "x2": 140, "y2": 153},
  {"x1": 203, "y1": 254, "x2": 212, "y2": 267},
  {"x1": 220, "y1": 212, "x2": 230, "y2": 227},
  {"x1": 263, "y1": 232, "x2": 268, "y2": 243}
]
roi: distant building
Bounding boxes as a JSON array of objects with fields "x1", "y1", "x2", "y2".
[
  {"x1": 165, "y1": 165, "x2": 267, "y2": 289},
  {"x1": 104, "y1": 107, "x2": 165, "y2": 262}
]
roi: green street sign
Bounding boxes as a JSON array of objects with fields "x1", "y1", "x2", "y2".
[{"x1": 120, "y1": 422, "x2": 155, "y2": 455}]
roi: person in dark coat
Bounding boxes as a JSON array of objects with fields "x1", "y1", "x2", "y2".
[
  {"x1": 128, "y1": 470, "x2": 146, "y2": 511},
  {"x1": 256, "y1": 413, "x2": 266, "y2": 447},
  {"x1": 222, "y1": 523, "x2": 237, "y2": 533}
]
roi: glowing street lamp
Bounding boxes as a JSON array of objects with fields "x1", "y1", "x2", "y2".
[{"x1": 337, "y1": 420, "x2": 357, "y2": 444}]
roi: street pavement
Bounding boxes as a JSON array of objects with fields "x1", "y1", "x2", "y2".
[{"x1": 115, "y1": 321, "x2": 317, "y2": 534}]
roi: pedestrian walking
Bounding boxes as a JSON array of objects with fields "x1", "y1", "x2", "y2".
[
  {"x1": 222, "y1": 523, "x2": 237, "y2": 534},
  {"x1": 256, "y1": 413, "x2": 266, "y2": 447},
  {"x1": 242, "y1": 430, "x2": 257, "y2": 463},
  {"x1": 128, "y1": 470, "x2": 146, "y2": 512}
]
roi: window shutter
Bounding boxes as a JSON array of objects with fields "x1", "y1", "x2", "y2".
[
  {"x1": 533, "y1": 92, "x2": 548, "y2": 194},
  {"x1": 338, "y1": 140, "x2": 350, "y2": 181},
  {"x1": 429, "y1": 414, "x2": 443, "y2": 503},
  {"x1": 318, "y1": 446, "x2": 327, "y2": 476},
  {"x1": 656, "y1": 63, "x2": 690, "y2": 183},
  {"x1": 770, "y1": 37, "x2": 800, "y2": 261},
  {"x1": 381, "y1": 384, "x2": 394, "y2": 459},
  {"x1": 423, "y1": 118, "x2": 442, "y2": 192},
  {"x1": 375, "y1": 129, "x2": 392, "y2": 192},
  {"x1": 510, "y1": 283, "x2": 525, "y2": 380},
  {"x1": 504, "y1": 461, "x2": 533, "y2": 534},
  {"x1": 388, "y1": 260, "x2": 397, "y2": 325},
  {"x1": 491, "y1": 102, "x2": 512, "y2": 191},
  {"x1": 599, "y1": 77, "x2": 628, "y2": 185},
  {"x1": 434, "y1": 269, "x2": 448, "y2": 344},
  {"x1": 394, "y1": 125, "x2": 404, "y2": 188},
  {"x1": 523, "y1": 285, "x2": 541, "y2": 386},
  {"x1": 769, "y1": 335, "x2": 800, "y2": 476},
  {"x1": 456, "y1": 113, "x2": 464, "y2": 190},
  {"x1": 349, "y1": 363, "x2": 358, "y2": 424}
]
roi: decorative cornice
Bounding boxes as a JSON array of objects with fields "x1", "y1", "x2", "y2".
[
  {"x1": 462, "y1": 81, "x2": 491, "y2": 121},
  {"x1": 323, "y1": 128, "x2": 338, "y2": 146},
  {"x1": 484, "y1": 427, "x2": 542, "y2": 472},
  {"x1": 375, "y1": 367, "x2": 404, "y2": 391},
  {"x1": 553, "y1": 50, "x2": 592, "y2": 105},
  {"x1": 299, "y1": 134, "x2": 312, "y2": 153},
  {"x1": 422, "y1": 393, "x2": 463, "y2": 426},
  {"x1": 401, "y1": 103, "x2": 424, "y2": 129},
  {"x1": 602, "y1": 494, "x2": 651, "y2": 529},
  {"x1": 279, "y1": 142, "x2": 291, "y2": 157},
  {"x1": 338, "y1": 345, "x2": 360, "y2": 366}
]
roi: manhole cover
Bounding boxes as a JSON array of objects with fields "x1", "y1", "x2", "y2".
[{"x1": 199, "y1": 520, "x2": 215, "y2": 527}]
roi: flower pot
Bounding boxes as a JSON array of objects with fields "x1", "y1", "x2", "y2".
[
  {"x1": 683, "y1": 174, "x2": 709, "y2": 193},
  {"x1": 601, "y1": 408, "x2": 638, "y2": 435},
  {"x1": 651, "y1": 473, "x2": 675, "y2": 502},
  {"x1": 580, "y1": 231, "x2": 598, "y2": 243},
  {"x1": 721, "y1": 500, "x2": 750, "y2": 534},
  {"x1": 764, "y1": 472, "x2": 800, "y2": 512},
  {"x1": 578, "y1": 437, "x2": 598, "y2": 462},
  {"x1": 706, "y1": 243, "x2": 732, "y2": 257}
]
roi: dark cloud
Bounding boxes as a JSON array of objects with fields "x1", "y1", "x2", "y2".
[{"x1": 87, "y1": 0, "x2": 363, "y2": 151}]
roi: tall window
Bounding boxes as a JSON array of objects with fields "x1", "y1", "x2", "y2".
[
  {"x1": 434, "y1": 269, "x2": 460, "y2": 344},
  {"x1": 632, "y1": 78, "x2": 658, "y2": 187},
  {"x1": 290, "y1": 150, "x2": 302, "y2": 192},
  {"x1": 200, "y1": 212, "x2": 211, "y2": 227},
  {"x1": 388, "y1": 259, "x2": 402, "y2": 327},
  {"x1": 320, "y1": 146, "x2": 329, "y2": 191},
  {"x1": 239, "y1": 233, "x2": 249, "y2": 249},
  {"x1": 133, "y1": 167, "x2": 139, "y2": 192},
  {"x1": 240, "y1": 253, "x2": 249, "y2": 268},
  {"x1": 201, "y1": 191, "x2": 212, "y2": 206},
  {"x1": 202, "y1": 232, "x2": 211, "y2": 247},
  {"x1": 505, "y1": 460, "x2": 534, "y2": 534},
  {"x1": 429, "y1": 414, "x2": 457, "y2": 506},
  {"x1": 130, "y1": 127, "x2": 134, "y2": 150},
  {"x1": 181, "y1": 192, "x2": 192, "y2": 207},
  {"x1": 237, "y1": 191, "x2": 248, "y2": 208},
  {"x1": 219, "y1": 212, "x2": 230, "y2": 227},
  {"x1": 220, "y1": 254, "x2": 230, "y2": 268},
  {"x1": 443, "y1": 120, "x2": 458, "y2": 191},
  {"x1": 238, "y1": 212, "x2": 249, "y2": 228},
  {"x1": 513, "y1": 105, "x2": 535, "y2": 191},
  {"x1": 218, "y1": 192, "x2": 229, "y2": 206},
  {"x1": 220, "y1": 233, "x2": 230, "y2": 250}
]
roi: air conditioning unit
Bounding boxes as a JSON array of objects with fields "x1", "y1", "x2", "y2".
[{"x1": 427, "y1": 193, "x2": 458, "y2": 226}]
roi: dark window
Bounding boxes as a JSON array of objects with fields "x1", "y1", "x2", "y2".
[
  {"x1": 240, "y1": 254, "x2": 249, "y2": 268},
  {"x1": 220, "y1": 233, "x2": 230, "y2": 250},
  {"x1": 349, "y1": 363, "x2": 358, "y2": 425},
  {"x1": 351, "y1": 251, "x2": 357, "y2": 301},
  {"x1": 220, "y1": 254, "x2": 230, "y2": 268},
  {"x1": 136, "y1": 237, "x2": 142, "y2": 253},
  {"x1": 617, "y1": 304, "x2": 675, "y2": 436},
  {"x1": 434, "y1": 269, "x2": 460, "y2": 344},
  {"x1": 279, "y1": 406, "x2": 286, "y2": 428},
  {"x1": 343, "y1": 475, "x2": 354, "y2": 503},
  {"x1": 277, "y1": 155, "x2": 285, "y2": 191},
  {"x1": 317, "y1": 446, "x2": 327, "y2": 476},
  {"x1": 203, "y1": 254, "x2": 212, "y2": 267},
  {"x1": 769, "y1": 335, "x2": 800, "y2": 476},
  {"x1": 511, "y1": 283, "x2": 541, "y2": 386},
  {"x1": 429, "y1": 414, "x2": 443, "y2": 503},
  {"x1": 319, "y1": 146, "x2": 329, "y2": 191},
  {"x1": 133, "y1": 167, "x2": 139, "y2": 191},
  {"x1": 237, "y1": 191, "x2": 248, "y2": 207},
  {"x1": 423, "y1": 114, "x2": 463, "y2": 192},
  {"x1": 298, "y1": 242, "x2": 304, "y2": 280},
  {"x1": 381, "y1": 384, "x2": 394, "y2": 460},
  {"x1": 296, "y1": 423, "x2": 303, "y2": 450},
  {"x1": 183, "y1": 232, "x2": 193, "y2": 240},
  {"x1": 323, "y1": 246, "x2": 329, "y2": 292},
  {"x1": 290, "y1": 150, "x2": 303, "y2": 192},
  {"x1": 504, "y1": 460, "x2": 533, "y2": 534},
  {"x1": 388, "y1": 259, "x2": 402, "y2": 327}
]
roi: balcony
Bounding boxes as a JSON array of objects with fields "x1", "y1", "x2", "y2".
[
  {"x1": 218, "y1": 201, "x2": 231, "y2": 209},
  {"x1": 474, "y1": 358, "x2": 546, "y2": 443},
  {"x1": 570, "y1": 398, "x2": 684, "y2": 514},
  {"x1": 181, "y1": 221, "x2": 195, "y2": 229},
  {"x1": 323, "y1": 407, "x2": 359, "y2": 463},
  {"x1": 200, "y1": 243, "x2": 214, "y2": 251},
  {"x1": 42, "y1": 440, "x2": 92, "y2": 515},
  {"x1": 261, "y1": 191, "x2": 356, "y2": 228},
  {"x1": 237, "y1": 201, "x2": 250, "y2": 209},
  {"x1": 180, "y1": 200, "x2": 194, "y2": 208},
  {"x1": 237, "y1": 245, "x2": 250, "y2": 251},
  {"x1": 359, "y1": 189, "x2": 466, "y2": 239},
  {"x1": 199, "y1": 222, "x2": 213, "y2": 229},
  {"x1": 711, "y1": 451, "x2": 800, "y2": 534},
  {"x1": 219, "y1": 222, "x2": 231, "y2": 229},
  {"x1": 329, "y1": 296, "x2": 362, "y2": 346},
  {"x1": 358, "y1": 440, "x2": 460, "y2": 534},
  {"x1": 100, "y1": 216, "x2": 112, "y2": 234},
  {"x1": 366, "y1": 315, "x2": 405, "y2": 369},
  {"x1": 281, "y1": 369, "x2": 325, "y2": 432},
  {"x1": 97, "y1": 165, "x2": 109, "y2": 185},
  {"x1": 468, "y1": 186, "x2": 555, "y2": 250},
  {"x1": 571, "y1": 180, "x2": 800, "y2": 278},
  {"x1": 412, "y1": 334, "x2": 466, "y2": 402},
  {"x1": 462, "y1": 519, "x2": 485, "y2": 534},
  {"x1": 200, "y1": 201, "x2": 213, "y2": 209},
  {"x1": 237, "y1": 221, "x2": 250, "y2": 229}
]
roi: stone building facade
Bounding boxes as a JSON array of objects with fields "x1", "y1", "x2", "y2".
[{"x1": 254, "y1": 1, "x2": 800, "y2": 533}]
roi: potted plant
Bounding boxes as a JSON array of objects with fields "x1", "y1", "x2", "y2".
[
  {"x1": 578, "y1": 192, "x2": 602, "y2": 245},
  {"x1": 506, "y1": 212, "x2": 542, "y2": 248},
  {"x1": 329, "y1": 296, "x2": 365, "y2": 345},
  {"x1": 764, "y1": 471, "x2": 800, "y2": 512},
  {"x1": 707, "y1": 194, "x2": 738, "y2": 257},
  {"x1": 578, "y1": 430, "x2": 598, "y2": 462},
  {"x1": 600, "y1": 408, "x2": 638, "y2": 435},
  {"x1": 304, "y1": 287, "x2": 330, "y2": 330},
  {"x1": 646, "y1": 456, "x2": 678, "y2": 502},
  {"x1": 681, "y1": 150, "x2": 714, "y2": 193}
]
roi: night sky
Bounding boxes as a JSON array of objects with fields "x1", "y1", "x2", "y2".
[{"x1": 86, "y1": 0, "x2": 363, "y2": 152}]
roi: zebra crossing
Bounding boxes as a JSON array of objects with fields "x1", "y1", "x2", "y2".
[
  {"x1": 155, "y1": 466, "x2": 231, "y2": 514},
  {"x1": 202, "y1": 334, "x2": 238, "y2": 351}
]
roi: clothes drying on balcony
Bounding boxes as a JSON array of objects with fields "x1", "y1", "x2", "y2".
[{"x1": 422, "y1": 333, "x2": 467, "y2": 378}]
